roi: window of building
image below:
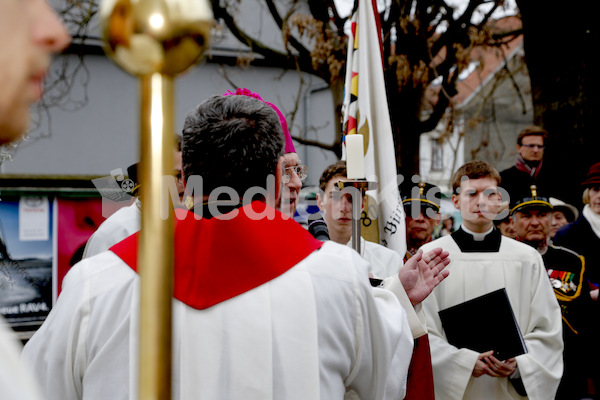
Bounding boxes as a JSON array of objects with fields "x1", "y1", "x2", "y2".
[{"x1": 431, "y1": 138, "x2": 443, "y2": 171}]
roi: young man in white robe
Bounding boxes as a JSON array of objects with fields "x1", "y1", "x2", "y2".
[
  {"x1": 420, "y1": 160, "x2": 563, "y2": 400},
  {"x1": 316, "y1": 160, "x2": 405, "y2": 279},
  {"x1": 23, "y1": 94, "x2": 450, "y2": 400},
  {"x1": 316, "y1": 160, "x2": 449, "y2": 400}
]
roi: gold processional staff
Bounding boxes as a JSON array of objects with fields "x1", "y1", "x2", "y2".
[{"x1": 100, "y1": 0, "x2": 213, "y2": 398}]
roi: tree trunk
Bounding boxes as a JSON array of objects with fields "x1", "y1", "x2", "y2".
[
  {"x1": 386, "y1": 69, "x2": 425, "y2": 176},
  {"x1": 517, "y1": 0, "x2": 600, "y2": 207}
]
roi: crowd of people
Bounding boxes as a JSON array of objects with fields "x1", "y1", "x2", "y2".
[{"x1": 1, "y1": 2, "x2": 600, "y2": 400}]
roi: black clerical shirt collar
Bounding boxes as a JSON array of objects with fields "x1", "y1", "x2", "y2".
[{"x1": 451, "y1": 225, "x2": 502, "y2": 253}]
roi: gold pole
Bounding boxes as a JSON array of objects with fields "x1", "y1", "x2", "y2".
[
  {"x1": 137, "y1": 73, "x2": 174, "y2": 399},
  {"x1": 100, "y1": 1, "x2": 213, "y2": 399}
]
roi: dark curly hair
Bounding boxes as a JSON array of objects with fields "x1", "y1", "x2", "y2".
[{"x1": 181, "y1": 95, "x2": 284, "y2": 197}]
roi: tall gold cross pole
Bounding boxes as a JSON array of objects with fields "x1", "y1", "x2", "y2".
[{"x1": 100, "y1": 0, "x2": 213, "y2": 398}]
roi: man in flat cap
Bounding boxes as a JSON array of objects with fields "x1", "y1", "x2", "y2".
[{"x1": 512, "y1": 185, "x2": 593, "y2": 400}]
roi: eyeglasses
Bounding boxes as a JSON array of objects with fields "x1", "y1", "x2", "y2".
[
  {"x1": 282, "y1": 165, "x2": 308, "y2": 183},
  {"x1": 521, "y1": 144, "x2": 545, "y2": 150}
]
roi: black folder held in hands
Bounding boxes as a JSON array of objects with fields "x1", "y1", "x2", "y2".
[{"x1": 438, "y1": 288, "x2": 527, "y2": 361}]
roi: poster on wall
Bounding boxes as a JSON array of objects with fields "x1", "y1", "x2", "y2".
[
  {"x1": 54, "y1": 197, "x2": 105, "y2": 298},
  {"x1": 0, "y1": 188, "x2": 133, "y2": 335},
  {"x1": 0, "y1": 197, "x2": 53, "y2": 331}
]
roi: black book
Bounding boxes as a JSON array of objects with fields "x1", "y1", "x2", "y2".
[{"x1": 438, "y1": 288, "x2": 527, "y2": 361}]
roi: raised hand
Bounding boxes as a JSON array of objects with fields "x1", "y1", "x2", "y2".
[{"x1": 399, "y1": 248, "x2": 450, "y2": 306}]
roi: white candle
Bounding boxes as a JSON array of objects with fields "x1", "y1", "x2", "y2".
[{"x1": 346, "y1": 134, "x2": 365, "y2": 179}]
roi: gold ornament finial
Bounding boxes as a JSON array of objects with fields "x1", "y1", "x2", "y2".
[
  {"x1": 101, "y1": 0, "x2": 213, "y2": 76},
  {"x1": 419, "y1": 181, "x2": 426, "y2": 197},
  {"x1": 530, "y1": 185, "x2": 538, "y2": 200}
]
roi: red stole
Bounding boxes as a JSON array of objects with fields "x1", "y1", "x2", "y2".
[
  {"x1": 404, "y1": 335, "x2": 435, "y2": 400},
  {"x1": 110, "y1": 201, "x2": 322, "y2": 309},
  {"x1": 402, "y1": 250, "x2": 435, "y2": 399}
]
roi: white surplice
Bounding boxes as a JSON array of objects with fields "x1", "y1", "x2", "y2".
[
  {"x1": 82, "y1": 199, "x2": 141, "y2": 258},
  {"x1": 346, "y1": 237, "x2": 402, "y2": 280},
  {"x1": 420, "y1": 234, "x2": 563, "y2": 400},
  {"x1": 0, "y1": 317, "x2": 42, "y2": 400},
  {"x1": 23, "y1": 241, "x2": 414, "y2": 400},
  {"x1": 346, "y1": 237, "x2": 428, "y2": 339}
]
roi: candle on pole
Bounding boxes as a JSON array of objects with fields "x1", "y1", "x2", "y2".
[
  {"x1": 342, "y1": 133, "x2": 372, "y2": 253},
  {"x1": 345, "y1": 134, "x2": 366, "y2": 179}
]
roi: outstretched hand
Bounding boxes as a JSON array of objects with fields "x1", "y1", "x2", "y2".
[{"x1": 398, "y1": 248, "x2": 450, "y2": 306}]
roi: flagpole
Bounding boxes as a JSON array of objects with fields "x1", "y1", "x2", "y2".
[
  {"x1": 341, "y1": 0, "x2": 406, "y2": 256},
  {"x1": 100, "y1": 1, "x2": 213, "y2": 398}
]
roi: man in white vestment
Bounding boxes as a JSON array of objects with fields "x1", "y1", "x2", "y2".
[
  {"x1": 316, "y1": 160, "x2": 405, "y2": 279},
  {"x1": 22, "y1": 94, "x2": 451, "y2": 400},
  {"x1": 316, "y1": 160, "x2": 449, "y2": 400},
  {"x1": 82, "y1": 196, "x2": 141, "y2": 258},
  {"x1": 0, "y1": 1, "x2": 69, "y2": 399},
  {"x1": 420, "y1": 160, "x2": 563, "y2": 400}
]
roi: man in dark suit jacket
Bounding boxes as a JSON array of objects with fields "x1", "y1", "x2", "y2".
[{"x1": 500, "y1": 126, "x2": 554, "y2": 205}]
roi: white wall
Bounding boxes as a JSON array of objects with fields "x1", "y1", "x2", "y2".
[
  {"x1": 419, "y1": 119, "x2": 465, "y2": 195},
  {"x1": 2, "y1": 54, "x2": 339, "y2": 187}
]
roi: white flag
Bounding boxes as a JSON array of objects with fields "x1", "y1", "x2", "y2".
[{"x1": 342, "y1": 0, "x2": 406, "y2": 257}]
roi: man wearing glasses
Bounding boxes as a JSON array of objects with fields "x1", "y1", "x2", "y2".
[
  {"x1": 221, "y1": 88, "x2": 308, "y2": 219},
  {"x1": 280, "y1": 153, "x2": 308, "y2": 218},
  {"x1": 500, "y1": 125, "x2": 554, "y2": 203}
]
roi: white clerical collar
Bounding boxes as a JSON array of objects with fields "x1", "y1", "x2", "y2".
[{"x1": 461, "y1": 224, "x2": 494, "y2": 241}]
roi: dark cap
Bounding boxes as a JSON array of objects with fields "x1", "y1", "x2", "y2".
[
  {"x1": 510, "y1": 185, "x2": 552, "y2": 215},
  {"x1": 401, "y1": 180, "x2": 441, "y2": 217},
  {"x1": 581, "y1": 162, "x2": 600, "y2": 188},
  {"x1": 127, "y1": 163, "x2": 140, "y2": 196}
]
